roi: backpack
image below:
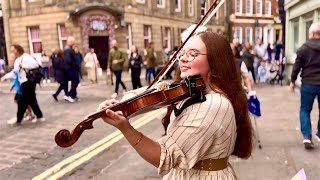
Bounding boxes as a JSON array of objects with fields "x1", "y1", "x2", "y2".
[
  {"x1": 25, "y1": 67, "x2": 43, "y2": 84},
  {"x1": 21, "y1": 55, "x2": 44, "y2": 84}
]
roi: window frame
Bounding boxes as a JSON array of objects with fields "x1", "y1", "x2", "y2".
[
  {"x1": 246, "y1": 0, "x2": 253, "y2": 15},
  {"x1": 245, "y1": 27, "x2": 253, "y2": 43},
  {"x1": 143, "y1": 25, "x2": 152, "y2": 48},
  {"x1": 235, "y1": 0, "x2": 242, "y2": 15},
  {"x1": 175, "y1": 0, "x2": 181, "y2": 12},
  {"x1": 164, "y1": 27, "x2": 171, "y2": 51},
  {"x1": 28, "y1": 26, "x2": 42, "y2": 54},
  {"x1": 265, "y1": 0, "x2": 271, "y2": 16},
  {"x1": 157, "y1": 0, "x2": 165, "y2": 8},
  {"x1": 126, "y1": 23, "x2": 133, "y2": 51},
  {"x1": 188, "y1": 0, "x2": 195, "y2": 17},
  {"x1": 57, "y1": 24, "x2": 67, "y2": 49},
  {"x1": 256, "y1": 0, "x2": 262, "y2": 15},
  {"x1": 255, "y1": 27, "x2": 262, "y2": 42},
  {"x1": 136, "y1": 0, "x2": 145, "y2": 4},
  {"x1": 200, "y1": 0, "x2": 207, "y2": 17},
  {"x1": 234, "y1": 27, "x2": 243, "y2": 44}
]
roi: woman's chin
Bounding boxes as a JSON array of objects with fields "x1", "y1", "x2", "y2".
[{"x1": 180, "y1": 72, "x2": 188, "y2": 79}]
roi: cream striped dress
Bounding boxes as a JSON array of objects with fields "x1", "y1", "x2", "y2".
[{"x1": 157, "y1": 93, "x2": 237, "y2": 180}]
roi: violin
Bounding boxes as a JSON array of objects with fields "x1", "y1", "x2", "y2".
[
  {"x1": 55, "y1": 75, "x2": 206, "y2": 147},
  {"x1": 55, "y1": 0, "x2": 223, "y2": 147}
]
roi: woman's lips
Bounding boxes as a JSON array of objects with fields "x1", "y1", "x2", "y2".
[{"x1": 180, "y1": 66, "x2": 190, "y2": 71}]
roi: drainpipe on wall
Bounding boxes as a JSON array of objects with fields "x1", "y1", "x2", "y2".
[{"x1": 2, "y1": 0, "x2": 11, "y2": 66}]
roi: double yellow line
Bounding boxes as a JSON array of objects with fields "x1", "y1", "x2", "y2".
[{"x1": 32, "y1": 108, "x2": 166, "y2": 180}]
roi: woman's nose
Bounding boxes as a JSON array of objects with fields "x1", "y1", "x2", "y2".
[{"x1": 178, "y1": 54, "x2": 188, "y2": 62}]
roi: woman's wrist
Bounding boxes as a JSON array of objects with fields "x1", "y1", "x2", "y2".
[{"x1": 118, "y1": 121, "x2": 133, "y2": 134}]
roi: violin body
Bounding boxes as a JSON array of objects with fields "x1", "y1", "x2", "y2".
[{"x1": 55, "y1": 75, "x2": 206, "y2": 147}]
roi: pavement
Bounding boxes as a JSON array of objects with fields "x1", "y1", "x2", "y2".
[{"x1": 0, "y1": 70, "x2": 319, "y2": 180}]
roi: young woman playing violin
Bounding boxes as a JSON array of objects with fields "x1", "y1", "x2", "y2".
[{"x1": 98, "y1": 31, "x2": 253, "y2": 179}]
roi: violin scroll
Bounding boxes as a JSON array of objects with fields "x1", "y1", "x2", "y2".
[{"x1": 55, "y1": 119, "x2": 94, "y2": 147}]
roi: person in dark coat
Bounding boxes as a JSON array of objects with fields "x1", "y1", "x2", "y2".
[
  {"x1": 242, "y1": 42, "x2": 256, "y2": 82},
  {"x1": 274, "y1": 40, "x2": 283, "y2": 61},
  {"x1": 128, "y1": 45, "x2": 143, "y2": 89},
  {"x1": 64, "y1": 36, "x2": 80, "y2": 103},
  {"x1": 290, "y1": 22, "x2": 320, "y2": 149},
  {"x1": 52, "y1": 49, "x2": 67, "y2": 101}
]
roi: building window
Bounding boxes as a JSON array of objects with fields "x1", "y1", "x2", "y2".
[
  {"x1": 189, "y1": 0, "x2": 194, "y2": 16},
  {"x1": 293, "y1": 22, "x2": 299, "y2": 52},
  {"x1": 28, "y1": 26, "x2": 42, "y2": 54},
  {"x1": 143, "y1": 25, "x2": 152, "y2": 48},
  {"x1": 234, "y1": 27, "x2": 242, "y2": 43},
  {"x1": 58, "y1": 24, "x2": 67, "y2": 49},
  {"x1": 255, "y1": 27, "x2": 262, "y2": 42},
  {"x1": 245, "y1": 27, "x2": 253, "y2": 43},
  {"x1": 246, "y1": 0, "x2": 252, "y2": 15},
  {"x1": 157, "y1": 0, "x2": 165, "y2": 8},
  {"x1": 201, "y1": 0, "x2": 207, "y2": 17},
  {"x1": 305, "y1": 20, "x2": 313, "y2": 41},
  {"x1": 265, "y1": 1, "x2": 271, "y2": 16},
  {"x1": 175, "y1": 0, "x2": 181, "y2": 12},
  {"x1": 136, "y1": 0, "x2": 145, "y2": 3},
  {"x1": 256, "y1": 0, "x2": 262, "y2": 15},
  {"x1": 126, "y1": 23, "x2": 132, "y2": 50},
  {"x1": 235, "y1": 0, "x2": 242, "y2": 14},
  {"x1": 164, "y1": 27, "x2": 171, "y2": 51}
]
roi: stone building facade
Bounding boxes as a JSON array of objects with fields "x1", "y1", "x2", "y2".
[
  {"x1": 3, "y1": 0, "x2": 228, "y2": 68},
  {"x1": 229, "y1": 0, "x2": 281, "y2": 45}
]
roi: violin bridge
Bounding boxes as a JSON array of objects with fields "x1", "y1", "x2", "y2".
[{"x1": 156, "y1": 82, "x2": 170, "y2": 91}]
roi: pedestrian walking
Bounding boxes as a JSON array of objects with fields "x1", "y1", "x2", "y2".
[
  {"x1": 74, "y1": 47, "x2": 83, "y2": 80},
  {"x1": 108, "y1": 40, "x2": 127, "y2": 99},
  {"x1": 290, "y1": 22, "x2": 320, "y2": 149},
  {"x1": 254, "y1": 38, "x2": 267, "y2": 83},
  {"x1": 242, "y1": 42, "x2": 256, "y2": 83},
  {"x1": 64, "y1": 36, "x2": 80, "y2": 103},
  {"x1": 1, "y1": 53, "x2": 35, "y2": 122},
  {"x1": 50, "y1": 48, "x2": 57, "y2": 82},
  {"x1": 267, "y1": 43, "x2": 273, "y2": 63},
  {"x1": 4, "y1": 44, "x2": 44, "y2": 125},
  {"x1": 52, "y1": 49, "x2": 68, "y2": 102},
  {"x1": 144, "y1": 42, "x2": 157, "y2": 85},
  {"x1": 128, "y1": 45, "x2": 143, "y2": 90},
  {"x1": 274, "y1": 40, "x2": 283, "y2": 61},
  {"x1": 41, "y1": 50, "x2": 50, "y2": 83},
  {"x1": 84, "y1": 48, "x2": 100, "y2": 83},
  {"x1": 231, "y1": 40, "x2": 253, "y2": 92},
  {"x1": 98, "y1": 31, "x2": 253, "y2": 179}
]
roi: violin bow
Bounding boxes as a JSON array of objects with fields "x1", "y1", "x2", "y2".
[{"x1": 147, "y1": 0, "x2": 225, "y2": 90}]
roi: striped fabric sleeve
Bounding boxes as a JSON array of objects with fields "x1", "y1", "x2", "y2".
[{"x1": 157, "y1": 94, "x2": 235, "y2": 176}]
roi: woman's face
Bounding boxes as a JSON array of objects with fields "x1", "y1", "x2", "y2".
[
  {"x1": 10, "y1": 46, "x2": 18, "y2": 57},
  {"x1": 179, "y1": 35, "x2": 210, "y2": 79},
  {"x1": 131, "y1": 46, "x2": 137, "y2": 53}
]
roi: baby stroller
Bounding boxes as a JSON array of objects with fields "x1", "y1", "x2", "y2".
[{"x1": 268, "y1": 60, "x2": 280, "y2": 84}]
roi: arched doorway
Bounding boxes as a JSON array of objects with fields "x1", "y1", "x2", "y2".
[
  {"x1": 89, "y1": 36, "x2": 109, "y2": 69},
  {"x1": 69, "y1": 3, "x2": 122, "y2": 69},
  {"x1": 80, "y1": 15, "x2": 116, "y2": 70}
]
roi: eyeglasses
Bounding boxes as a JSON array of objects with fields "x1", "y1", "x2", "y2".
[{"x1": 178, "y1": 49, "x2": 207, "y2": 62}]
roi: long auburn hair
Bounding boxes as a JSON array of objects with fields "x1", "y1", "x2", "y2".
[{"x1": 162, "y1": 31, "x2": 253, "y2": 159}]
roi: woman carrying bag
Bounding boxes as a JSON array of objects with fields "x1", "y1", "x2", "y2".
[{"x1": 84, "y1": 48, "x2": 100, "y2": 83}]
